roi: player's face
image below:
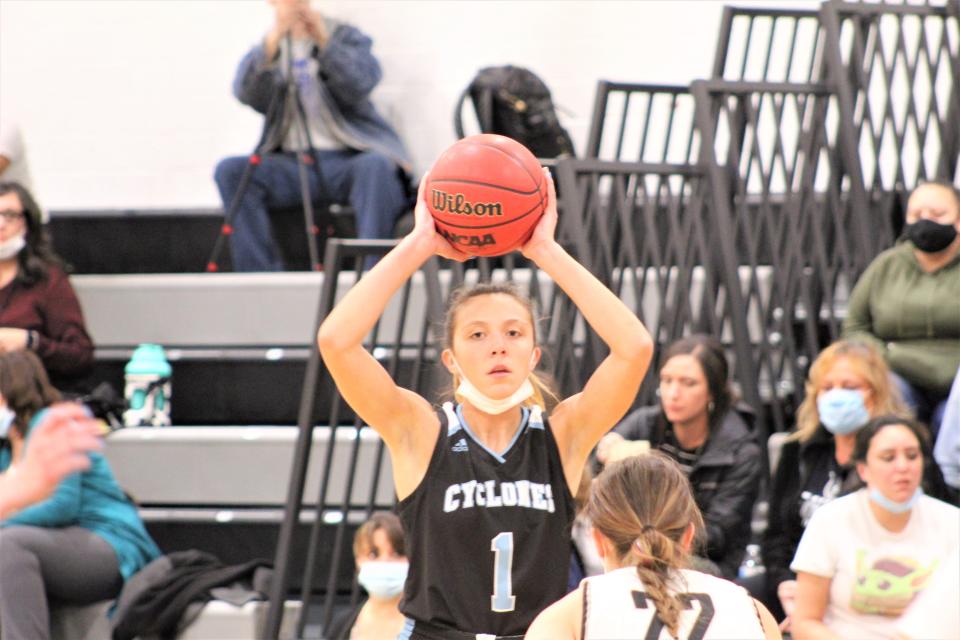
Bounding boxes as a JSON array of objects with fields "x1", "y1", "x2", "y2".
[
  {"x1": 905, "y1": 184, "x2": 960, "y2": 228},
  {"x1": 447, "y1": 293, "x2": 539, "y2": 399},
  {"x1": 658, "y1": 354, "x2": 710, "y2": 427},
  {"x1": 818, "y1": 357, "x2": 874, "y2": 413},
  {"x1": 0, "y1": 192, "x2": 27, "y2": 244},
  {"x1": 857, "y1": 424, "x2": 923, "y2": 504},
  {"x1": 356, "y1": 528, "x2": 405, "y2": 568}
]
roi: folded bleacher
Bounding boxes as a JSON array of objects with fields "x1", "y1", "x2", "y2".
[{"x1": 47, "y1": 2, "x2": 958, "y2": 637}]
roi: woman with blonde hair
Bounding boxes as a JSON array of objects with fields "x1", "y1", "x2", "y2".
[
  {"x1": 526, "y1": 452, "x2": 781, "y2": 639},
  {"x1": 760, "y1": 339, "x2": 946, "y2": 626}
]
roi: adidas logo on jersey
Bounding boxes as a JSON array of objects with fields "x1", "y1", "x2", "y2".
[{"x1": 452, "y1": 438, "x2": 469, "y2": 453}]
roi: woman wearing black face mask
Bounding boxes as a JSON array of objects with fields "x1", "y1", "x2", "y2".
[{"x1": 843, "y1": 180, "x2": 960, "y2": 436}]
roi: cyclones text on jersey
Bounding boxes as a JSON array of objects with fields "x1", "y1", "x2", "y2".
[{"x1": 442, "y1": 479, "x2": 556, "y2": 513}]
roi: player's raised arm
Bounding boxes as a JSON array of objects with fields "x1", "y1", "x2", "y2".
[
  {"x1": 316, "y1": 179, "x2": 467, "y2": 455},
  {"x1": 523, "y1": 170, "x2": 654, "y2": 484}
]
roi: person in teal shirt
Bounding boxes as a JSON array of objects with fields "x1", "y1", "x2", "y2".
[{"x1": 0, "y1": 350, "x2": 160, "y2": 640}]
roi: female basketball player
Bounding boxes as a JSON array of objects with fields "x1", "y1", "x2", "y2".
[
  {"x1": 526, "y1": 453, "x2": 781, "y2": 640},
  {"x1": 317, "y1": 170, "x2": 654, "y2": 638}
]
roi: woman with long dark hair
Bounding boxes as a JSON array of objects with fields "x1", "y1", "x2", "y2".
[
  {"x1": 0, "y1": 351, "x2": 159, "y2": 640},
  {"x1": 0, "y1": 182, "x2": 93, "y2": 390},
  {"x1": 790, "y1": 416, "x2": 959, "y2": 639},
  {"x1": 597, "y1": 334, "x2": 762, "y2": 578}
]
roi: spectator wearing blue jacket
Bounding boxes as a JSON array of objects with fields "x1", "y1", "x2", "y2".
[
  {"x1": 0, "y1": 351, "x2": 160, "y2": 640},
  {"x1": 214, "y1": 0, "x2": 413, "y2": 271},
  {"x1": 933, "y1": 366, "x2": 960, "y2": 496}
]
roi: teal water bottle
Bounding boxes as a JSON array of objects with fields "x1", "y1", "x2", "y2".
[{"x1": 122, "y1": 344, "x2": 172, "y2": 427}]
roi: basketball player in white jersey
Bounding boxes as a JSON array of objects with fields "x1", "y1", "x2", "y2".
[
  {"x1": 318, "y1": 171, "x2": 654, "y2": 638},
  {"x1": 527, "y1": 452, "x2": 781, "y2": 640}
]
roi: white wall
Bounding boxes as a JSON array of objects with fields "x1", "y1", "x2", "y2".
[{"x1": 0, "y1": 0, "x2": 817, "y2": 210}]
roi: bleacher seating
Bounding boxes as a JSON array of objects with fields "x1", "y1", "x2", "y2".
[
  {"x1": 33, "y1": 3, "x2": 956, "y2": 637},
  {"x1": 105, "y1": 426, "x2": 394, "y2": 512}
]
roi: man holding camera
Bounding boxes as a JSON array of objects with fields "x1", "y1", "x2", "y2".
[{"x1": 214, "y1": 0, "x2": 411, "y2": 271}]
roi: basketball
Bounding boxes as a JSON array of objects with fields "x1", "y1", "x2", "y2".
[{"x1": 425, "y1": 134, "x2": 548, "y2": 257}]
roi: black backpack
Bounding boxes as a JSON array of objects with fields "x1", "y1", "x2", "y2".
[{"x1": 454, "y1": 65, "x2": 575, "y2": 159}]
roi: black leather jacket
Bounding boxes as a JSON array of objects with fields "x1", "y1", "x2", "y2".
[{"x1": 613, "y1": 405, "x2": 763, "y2": 578}]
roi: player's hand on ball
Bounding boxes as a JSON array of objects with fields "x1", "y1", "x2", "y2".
[
  {"x1": 412, "y1": 176, "x2": 469, "y2": 262},
  {"x1": 520, "y1": 168, "x2": 559, "y2": 260}
]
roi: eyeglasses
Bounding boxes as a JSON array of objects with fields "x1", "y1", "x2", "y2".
[{"x1": 0, "y1": 210, "x2": 25, "y2": 223}]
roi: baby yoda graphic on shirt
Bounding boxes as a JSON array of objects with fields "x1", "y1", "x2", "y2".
[{"x1": 851, "y1": 550, "x2": 937, "y2": 616}]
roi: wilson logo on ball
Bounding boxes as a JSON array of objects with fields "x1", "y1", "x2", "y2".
[
  {"x1": 426, "y1": 134, "x2": 547, "y2": 257},
  {"x1": 431, "y1": 189, "x2": 504, "y2": 217}
]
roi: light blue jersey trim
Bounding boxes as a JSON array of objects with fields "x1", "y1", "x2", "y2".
[
  {"x1": 528, "y1": 405, "x2": 545, "y2": 430},
  {"x1": 455, "y1": 404, "x2": 530, "y2": 464},
  {"x1": 443, "y1": 402, "x2": 462, "y2": 436},
  {"x1": 398, "y1": 617, "x2": 415, "y2": 640}
]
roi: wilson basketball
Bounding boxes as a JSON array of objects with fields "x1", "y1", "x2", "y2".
[{"x1": 426, "y1": 134, "x2": 548, "y2": 257}]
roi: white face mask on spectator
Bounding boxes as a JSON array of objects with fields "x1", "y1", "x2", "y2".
[
  {"x1": 0, "y1": 405, "x2": 15, "y2": 440},
  {"x1": 0, "y1": 233, "x2": 26, "y2": 261}
]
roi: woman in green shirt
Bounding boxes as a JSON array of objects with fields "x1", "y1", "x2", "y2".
[{"x1": 843, "y1": 180, "x2": 960, "y2": 435}]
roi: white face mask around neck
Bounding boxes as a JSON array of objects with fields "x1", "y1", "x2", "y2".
[{"x1": 451, "y1": 356, "x2": 535, "y2": 415}]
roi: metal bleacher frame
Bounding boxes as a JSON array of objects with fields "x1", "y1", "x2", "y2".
[{"x1": 262, "y1": 2, "x2": 959, "y2": 637}]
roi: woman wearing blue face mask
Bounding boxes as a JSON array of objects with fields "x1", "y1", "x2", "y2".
[
  {"x1": 760, "y1": 340, "x2": 909, "y2": 627},
  {"x1": 790, "y1": 416, "x2": 959, "y2": 639},
  {"x1": 325, "y1": 512, "x2": 408, "y2": 640}
]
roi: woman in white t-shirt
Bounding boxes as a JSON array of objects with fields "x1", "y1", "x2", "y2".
[
  {"x1": 791, "y1": 415, "x2": 960, "y2": 640},
  {"x1": 895, "y1": 548, "x2": 960, "y2": 640},
  {"x1": 526, "y1": 452, "x2": 781, "y2": 640}
]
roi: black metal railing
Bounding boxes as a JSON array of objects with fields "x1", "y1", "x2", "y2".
[
  {"x1": 712, "y1": 6, "x2": 824, "y2": 83},
  {"x1": 264, "y1": 2, "x2": 960, "y2": 636},
  {"x1": 551, "y1": 158, "x2": 749, "y2": 412},
  {"x1": 821, "y1": 0, "x2": 960, "y2": 252},
  {"x1": 691, "y1": 79, "x2": 870, "y2": 433},
  {"x1": 584, "y1": 82, "x2": 700, "y2": 165},
  {"x1": 263, "y1": 239, "x2": 442, "y2": 639}
]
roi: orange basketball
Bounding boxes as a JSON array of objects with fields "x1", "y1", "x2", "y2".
[{"x1": 425, "y1": 134, "x2": 548, "y2": 257}]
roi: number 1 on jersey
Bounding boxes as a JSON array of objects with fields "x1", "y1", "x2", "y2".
[{"x1": 491, "y1": 532, "x2": 516, "y2": 612}]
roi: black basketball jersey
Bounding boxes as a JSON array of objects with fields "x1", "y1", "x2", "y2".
[{"x1": 397, "y1": 402, "x2": 576, "y2": 638}]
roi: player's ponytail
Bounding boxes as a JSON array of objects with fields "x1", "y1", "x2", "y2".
[
  {"x1": 527, "y1": 371, "x2": 559, "y2": 412},
  {"x1": 587, "y1": 452, "x2": 704, "y2": 639},
  {"x1": 628, "y1": 528, "x2": 684, "y2": 636}
]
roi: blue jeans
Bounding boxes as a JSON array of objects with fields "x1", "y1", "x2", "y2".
[
  {"x1": 214, "y1": 149, "x2": 408, "y2": 271},
  {"x1": 892, "y1": 372, "x2": 948, "y2": 438}
]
